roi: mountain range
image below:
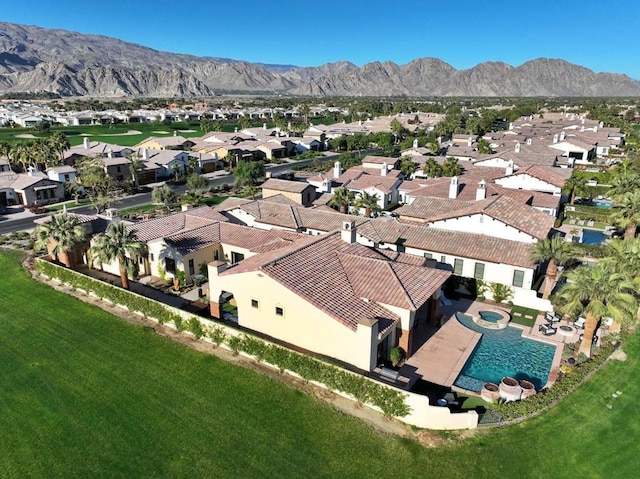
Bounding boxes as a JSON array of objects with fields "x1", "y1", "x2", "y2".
[{"x1": 1, "y1": 22, "x2": 639, "y2": 98}]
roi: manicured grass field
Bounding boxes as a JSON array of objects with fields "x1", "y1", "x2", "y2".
[{"x1": 1, "y1": 250, "x2": 639, "y2": 478}]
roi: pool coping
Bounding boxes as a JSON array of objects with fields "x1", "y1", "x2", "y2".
[{"x1": 452, "y1": 316, "x2": 561, "y2": 396}]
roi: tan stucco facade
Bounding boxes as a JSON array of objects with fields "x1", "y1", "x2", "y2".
[{"x1": 208, "y1": 266, "x2": 392, "y2": 371}]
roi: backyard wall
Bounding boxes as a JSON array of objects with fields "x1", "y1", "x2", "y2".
[{"x1": 35, "y1": 258, "x2": 478, "y2": 431}]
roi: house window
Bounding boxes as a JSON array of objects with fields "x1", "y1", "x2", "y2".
[
  {"x1": 513, "y1": 270, "x2": 525, "y2": 288},
  {"x1": 188, "y1": 259, "x2": 195, "y2": 275},
  {"x1": 231, "y1": 252, "x2": 244, "y2": 264},
  {"x1": 117, "y1": 166, "x2": 121, "y2": 172},
  {"x1": 275, "y1": 306, "x2": 284, "y2": 317},
  {"x1": 474, "y1": 262, "x2": 485, "y2": 280},
  {"x1": 423, "y1": 252, "x2": 432, "y2": 259},
  {"x1": 251, "y1": 299, "x2": 259, "y2": 309},
  {"x1": 453, "y1": 259, "x2": 464, "y2": 275},
  {"x1": 214, "y1": 250, "x2": 219, "y2": 261},
  {"x1": 149, "y1": 253, "x2": 154, "y2": 261},
  {"x1": 165, "y1": 257, "x2": 176, "y2": 274}
]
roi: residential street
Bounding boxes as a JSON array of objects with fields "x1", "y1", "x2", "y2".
[{"x1": 0, "y1": 153, "x2": 346, "y2": 234}]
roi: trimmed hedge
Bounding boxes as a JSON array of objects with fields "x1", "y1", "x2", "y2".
[
  {"x1": 35, "y1": 258, "x2": 410, "y2": 418},
  {"x1": 489, "y1": 340, "x2": 616, "y2": 422}
]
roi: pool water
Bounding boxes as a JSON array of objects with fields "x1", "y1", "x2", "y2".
[
  {"x1": 479, "y1": 311, "x2": 503, "y2": 323},
  {"x1": 453, "y1": 313, "x2": 555, "y2": 392},
  {"x1": 581, "y1": 229, "x2": 607, "y2": 245},
  {"x1": 592, "y1": 200, "x2": 612, "y2": 208}
]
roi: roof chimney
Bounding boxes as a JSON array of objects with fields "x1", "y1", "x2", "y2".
[
  {"x1": 333, "y1": 161, "x2": 342, "y2": 178},
  {"x1": 467, "y1": 137, "x2": 472, "y2": 147},
  {"x1": 381, "y1": 162, "x2": 388, "y2": 177},
  {"x1": 412, "y1": 138, "x2": 419, "y2": 148},
  {"x1": 515, "y1": 142, "x2": 521, "y2": 153},
  {"x1": 560, "y1": 131, "x2": 566, "y2": 141},
  {"x1": 526, "y1": 138, "x2": 532, "y2": 145},
  {"x1": 449, "y1": 176, "x2": 459, "y2": 199},
  {"x1": 321, "y1": 177, "x2": 331, "y2": 193},
  {"x1": 173, "y1": 130, "x2": 177, "y2": 136},
  {"x1": 83, "y1": 137, "x2": 90, "y2": 149},
  {"x1": 107, "y1": 149, "x2": 113, "y2": 158},
  {"x1": 27, "y1": 166, "x2": 36, "y2": 177},
  {"x1": 263, "y1": 123, "x2": 267, "y2": 130},
  {"x1": 476, "y1": 179, "x2": 487, "y2": 201},
  {"x1": 599, "y1": 121, "x2": 604, "y2": 128},
  {"x1": 506, "y1": 159, "x2": 514, "y2": 176},
  {"x1": 341, "y1": 220, "x2": 356, "y2": 244},
  {"x1": 141, "y1": 148, "x2": 148, "y2": 160},
  {"x1": 553, "y1": 133, "x2": 559, "y2": 144}
]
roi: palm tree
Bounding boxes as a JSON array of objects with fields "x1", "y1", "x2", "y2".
[
  {"x1": 356, "y1": 191, "x2": 381, "y2": 218},
  {"x1": 33, "y1": 213, "x2": 87, "y2": 268},
  {"x1": 609, "y1": 171, "x2": 640, "y2": 200},
  {"x1": 91, "y1": 222, "x2": 147, "y2": 290},
  {"x1": 152, "y1": 184, "x2": 176, "y2": 211},
  {"x1": 399, "y1": 156, "x2": 417, "y2": 178},
  {"x1": 562, "y1": 175, "x2": 587, "y2": 204},
  {"x1": 329, "y1": 188, "x2": 355, "y2": 214},
  {"x1": 48, "y1": 131, "x2": 70, "y2": 165},
  {"x1": 442, "y1": 157, "x2": 461, "y2": 177},
  {"x1": 422, "y1": 158, "x2": 443, "y2": 178},
  {"x1": 530, "y1": 236, "x2": 577, "y2": 299},
  {"x1": 611, "y1": 191, "x2": 640, "y2": 240},
  {"x1": 556, "y1": 263, "x2": 636, "y2": 357},
  {"x1": 127, "y1": 153, "x2": 144, "y2": 190}
]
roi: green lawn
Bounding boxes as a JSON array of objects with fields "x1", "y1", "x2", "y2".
[
  {"x1": 1, "y1": 250, "x2": 639, "y2": 478},
  {"x1": 510, "y1": 305, "x2": 539, "y2": 327}
]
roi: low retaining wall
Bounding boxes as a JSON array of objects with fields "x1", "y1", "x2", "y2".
[{"x1": 35, "y1": 258, "x2": 477, "y2": 430}]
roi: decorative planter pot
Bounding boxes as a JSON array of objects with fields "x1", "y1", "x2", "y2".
[
  {"x1": 480, "y1": 382, "x2": 501, "y2": 403},
  {"x1": 520, "y1": 380, "x2": 536, "y2": 399},
  {"x1": 499, "y1": 377, "x2": 523, "y2": 402}
]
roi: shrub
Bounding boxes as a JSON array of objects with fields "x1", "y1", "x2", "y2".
[
  {"x1": 207, "y1": 326, "x2": 228, "y2": 346},
  {"x1": 390, "y1": 346, "x2": 404, "y2": 366},
  {"x1": 490, "y1": 283, "x2": 513, "y2": 304},
  {"x1": 186, "y1": 317, "x2": 205, "y2": 339}
]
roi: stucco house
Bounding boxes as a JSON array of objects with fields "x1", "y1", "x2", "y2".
[
  {"x1": 208, "y1": 226, "x2": 451, "y2": 372},
  {"x1": 261, "y1": 178, "x2": 317, "y2": 207},
  {"x1": 0, "y1": 171, "x2": 65, "y2": 206}
]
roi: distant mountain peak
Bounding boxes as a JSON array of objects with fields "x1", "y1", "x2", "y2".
[{"x1": 0, "y1": 21, "x2": 638, "y2": 97}]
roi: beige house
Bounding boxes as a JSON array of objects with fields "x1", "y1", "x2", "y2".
[
  {"x1": 208, "y1": 225, "x2": 450, "y2": 371},
  {"x1": 261, "y1": 178, "x2": 317, "y2": 206}
]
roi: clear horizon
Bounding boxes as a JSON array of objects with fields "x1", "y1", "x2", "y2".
[{"x1": 1, "y1": 0, "x2": 639, "y2": 79}]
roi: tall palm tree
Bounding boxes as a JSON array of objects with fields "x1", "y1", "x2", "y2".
[
  {"x1": 356, "y1": 191, "x2": 381, "y2": 218},
  {"x1": 33, "y1": 213, "x2": 87, "y2": 268},
  {"x1": 609, "y1": 171, "x2": 640, "y2": 200},
  {"x1": 399, "y1": 156, "x2": 417, "y2": 178},
  {"x1": 442, "y1": 157, "x2": 461, "y2": 177},
  {"x1": 530, "y1": 236, "x2": 577, "y2": 299},
  {"x1": 611, "y1": 191, "x2": 640, "y2": 240},
  {"x1": 329, "y1": 188, "x2": 355, "y2": 214},
  {"x1": 48, "y1": 131, "x2": 70, "y2": 165},
  {"x1": 91, "y1": 222, "x2": 147, "y2": 290},
  {"x1": 127, "y1": 153, "x2": 143, "y2": 190},
  {"x1": 422, "y1": 157, "x2": 443, "y2": 178},
  {"x1": 562, "y1": 175, "x2": 587, "y2": 204},
  {"x1": 556, "y1": 263, "x2": 636, "y2": 357},
  {"x1": 152, "y1": 184, "x2": 176, "y2": 211}
]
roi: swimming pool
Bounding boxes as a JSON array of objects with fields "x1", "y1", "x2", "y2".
[
  {"x1": 479, "y1": 311, "x2": 504, "y2": 322},
  {"x1": 581, "y1": 229, "x2": 608, "y2": 245},
  {"x1": 453, "y1": 312, "x2": 556, "y2": 392}
]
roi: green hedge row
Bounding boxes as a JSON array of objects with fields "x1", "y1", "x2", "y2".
[
  {"x1": 489, "y1": 341, "x2": 615, "y2": 422},
  {"x1": 35, "y1": 259, "x2": 410, "y2": 418}
]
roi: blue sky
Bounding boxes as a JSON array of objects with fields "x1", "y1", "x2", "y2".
[{"x1": 1, "y1": 0, "x2": 639, "y2": 78}]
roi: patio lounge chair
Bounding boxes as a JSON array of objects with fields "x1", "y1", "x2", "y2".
[
  {"x1": 574, "y1": 317, "x2": 586, "y2": 329},
  {"x1": 579, "y1": 333, "x2": 599, "y2": 344},
  {"x1": 545, "y1": 312, "x2": 562, "y2": 323},
  {"x1": 539, "y1": 323, "x2": 557, "y2": 336}
]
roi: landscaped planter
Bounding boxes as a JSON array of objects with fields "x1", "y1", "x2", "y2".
[
  {"x1": 499, "y1": 377, "x2": 523, "y2": 402},
  {"x1": 519, "y1": 380, "x2": 536, "y2": 399},
  {"x1": 480, "y1": 382, "x2": 501, "y2": 403}
]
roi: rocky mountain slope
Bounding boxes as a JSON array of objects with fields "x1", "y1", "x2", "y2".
[{"x1": 1, "y1": 22, "x2": 639, "y2": 97}]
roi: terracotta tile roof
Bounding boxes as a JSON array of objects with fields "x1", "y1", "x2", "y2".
[
  {"x1": 161, "y1": 219, "x2": 304, "y2": 256},
  {"x1": 396, "y1": 196, "x2": 475, "y2": 221},
  {"x1": 222, "y1": 233, "x2": 450, "y2": 331},
  {"x1": 231, "y1": 198, "x2": 368, "y2": 233},
  {"x1": 358, "y1": 218, "x2": 536, "y2": 268},
  {"x1": 127, "y1": 206, "x2": 220, "y2": 241},
  {"x1": 522, "y1": 164, "x2": 571, "y2": 188},
  {"x1": 424, "y1": 195, "x2": 554, "y2": 240}
]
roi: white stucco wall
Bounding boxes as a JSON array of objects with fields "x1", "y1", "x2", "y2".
[
  {"x1": 495, "y1": 174, "x2": 561, "y2": 194},
  {"x1": 428, "y1": 214, "x2": 537, "y2": 244}
]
